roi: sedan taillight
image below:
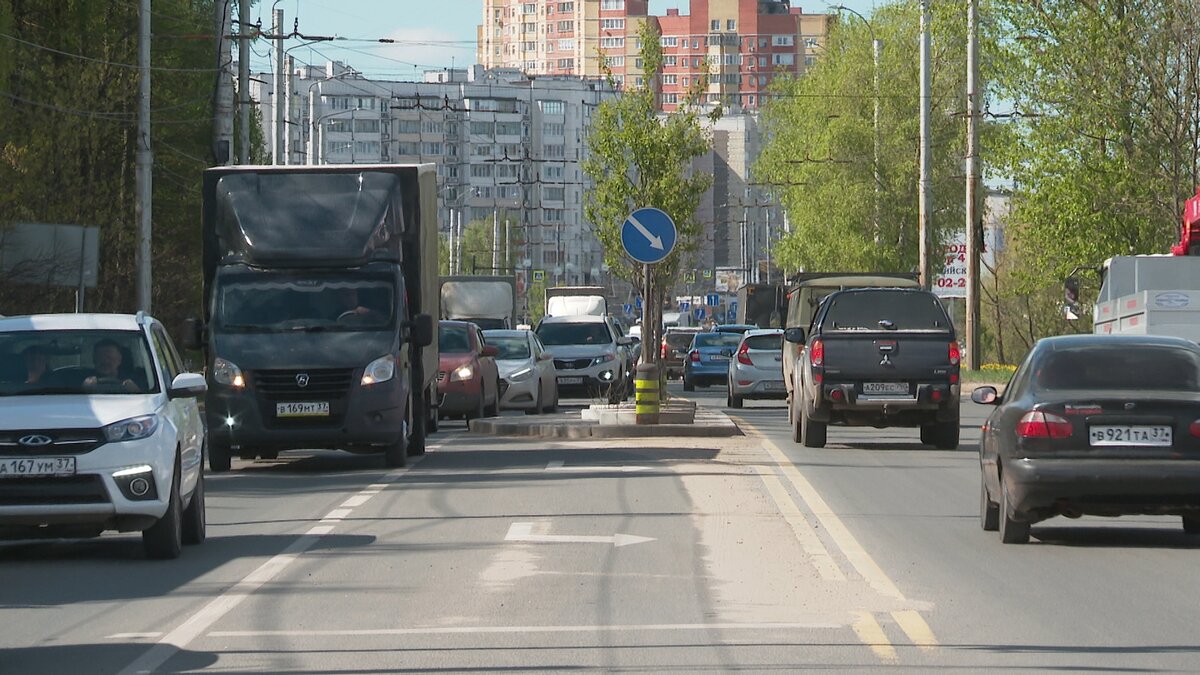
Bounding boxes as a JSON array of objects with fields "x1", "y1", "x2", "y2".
[
  {"x1": 689, "y1": 350, "x2": 700, "y2": 363},
  {"x1": 661, "y1": 341, "x2": 668, "y2": 359},
  {"x1": 1017, "y1": 411, "x2": 1073, "y2": 439},
  {"x1": 736, "y1": 343, "x2": 753, "y2": 366},
  {"x1": 1189, "y1": 420, "x2": 1200, "y2": 438}
]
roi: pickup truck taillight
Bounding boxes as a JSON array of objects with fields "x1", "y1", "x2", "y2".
[
  {"x1": 1017, "y1": 411, "x2": 1073, "y2": 438},
  {"x1": 736, "y1": 343, "x2": 753, "y2": 365},
  {"x1": 949, "y1": 341, "x2": 961, "y2": 366},
  {"x1": 809, "y1": 339, "x2": 824, "y2": 367}
]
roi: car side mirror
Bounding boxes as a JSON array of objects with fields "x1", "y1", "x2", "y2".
[
  {"x1": 539, "y1": 353, "x2": 554, "y2": 361},
  {"x1": 617, "y1": 336, "x2": 634, "y2": 346},
  {"x1": 182, "y1": 317, "x2": 205, "y2": 350},
  {"x1": 168, "y1": 372, "x2": 208, "y2": 399},
  {"x1": 784, "y1": 327, "x2": 806, "y2": 344},
  {"x1": 411, "y1": 314, "x2": 434, "y2": 348},
  {"x1": 971, "y1": 386, "x2": 999, "y2": 405},
  {"x1": 481, "y1": 345, "x2": 500, "y2": 358}
]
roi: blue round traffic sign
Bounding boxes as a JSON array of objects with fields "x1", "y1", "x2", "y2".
[{"x1": 621, "y1": 208, "x2": 677, "y2": 265}]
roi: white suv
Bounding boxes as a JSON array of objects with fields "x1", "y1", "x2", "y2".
[{"x1": 0, "y1": 313, "x2": 208, "y2": 558}]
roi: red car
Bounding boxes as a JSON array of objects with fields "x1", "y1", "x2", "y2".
[{"x1": 437, "y1": 321, "x2": 500, "y2": 423}]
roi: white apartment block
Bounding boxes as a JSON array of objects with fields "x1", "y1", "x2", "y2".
[{"x1": 251, "y1": 62, "x2": 620, "y2": 288}]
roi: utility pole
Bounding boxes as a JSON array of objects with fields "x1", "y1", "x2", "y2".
[
  {"x1": 918, "y1": 0, "x2": 933, "y2": 289},
  {"x1": 492, "y1": 208, "x2": 500, "y2": 274},
  {"x1": 872, "y1": 37, "x2": 882, "y2": 244},
  {"x1": 965, "y1": 0, "x2": 981, "y2": 369},
  {"x1": 213, "y1": 0, "x2": 234, "y2": 165},
  {"x1": 273, "y1": 8, "x2": 285, "y2": 165},
  {"x1": 237, "y1": 0, "x2": 250, "y2": 163},
  {"x1": 136, "y1": 0, "x2": 153, "y2": 313},
  {"x1": 448, "y1": 208, "x2": 456, "y2": 275}
]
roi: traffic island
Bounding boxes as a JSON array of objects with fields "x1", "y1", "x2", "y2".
[{"x1": 467, "y1": 400, "x2": 741, "y2": 439}]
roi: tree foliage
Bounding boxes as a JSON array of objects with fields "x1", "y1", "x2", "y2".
[
  {"x1": 0, "y1": 1, "x2": 226, "y2": 332},
  {"x1": 756, "y1": 1, "x2": 985, "y2": 275},
  {"x1": 582, "y1": 21, "x2": 716, "y2": 295}
]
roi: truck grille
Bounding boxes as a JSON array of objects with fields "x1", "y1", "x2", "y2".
[
  {"x1": 554, "y1": 358, "x2": 592, "y2": 370},
  {"x1": 0, "y1": 429, "x2": 105, "y2": 456},
  {"x1": 0, "y1": 476, "x2": 109, "y2": 505},
  {"x1": 253, "y1": 369, "x2": 355, "y2": 401}
]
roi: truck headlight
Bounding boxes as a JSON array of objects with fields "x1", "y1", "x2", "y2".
[
  {"x1": 213, "y1": 357, "x2": 245, "y2": 389},
  {"x1": 507, "y1": 367, "x2": 534, "y2": 382},
  {"x1": 361, "y1": 355, "x2": 396, "y2": 386},
  {"x1": 103, "y1": 415, "x2": 159, "y2": 443},
  {"x1": 451, "y1": 364, "x2": 474, "y2": 382}
]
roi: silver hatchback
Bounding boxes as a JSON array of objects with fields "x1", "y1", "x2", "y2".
[{"x1": 727, "y1": 329, "x2": 786, "y2": 408}]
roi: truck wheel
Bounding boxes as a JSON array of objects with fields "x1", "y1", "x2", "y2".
[
  {"x1": 427, "y1": 390, "x2": 440, "y2": 433},
  {"x1": 800, "y1": 399, "x2": 826, "y2": 448},
  {"x1": 408, "y1": 395, "x2": 427, "y2": 457},
  {"x1": 209, "y1": 440, "x2": 232, "y2": 472},
  {"x1": 933, "y1": 421, "x2": 960, "y2": 450},
  {"x1": 384, "y1": 433, "x2": 408, "y2": 468}
]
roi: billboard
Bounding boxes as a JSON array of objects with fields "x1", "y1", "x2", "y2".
[
  {"x1": 714, "y1": 268, "x2": 744, "y2": 293},
  {"x1": 0, "y1": 223, "x2": 100, "y2": 288}
]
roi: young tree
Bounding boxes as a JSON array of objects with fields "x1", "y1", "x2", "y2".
[{"x1": 582, "y1": 20, "x2": 717, "y2": 356}]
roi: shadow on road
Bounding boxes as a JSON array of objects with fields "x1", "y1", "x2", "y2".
[{"x1": 0, "y1": 643, "x2": 218, "y2": 675}]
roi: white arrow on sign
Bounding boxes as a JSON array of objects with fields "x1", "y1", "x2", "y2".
[
  {"x1": 505, "y1": 522, "x2": 655, "y2": 548},
  {"x1": 545, "y1": 461, "x2": 649, "y2": 473},
  {"x1": 627, "y1": 214, "x2": 665, "y2": 250}
]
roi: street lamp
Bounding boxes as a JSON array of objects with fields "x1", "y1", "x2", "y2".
[{"x1": 832, "y1": 4, "x2": 882, "y2": 244}]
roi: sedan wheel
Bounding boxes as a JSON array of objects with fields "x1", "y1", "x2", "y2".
[
  {"x1": 526, "y1": 385, "x2": 543, "y2": 415},
  {"x1": 980, "y1": 475, "x2": 999, "y2": 531},
  {"x1": 727, "y1": 386, "x2": 743, "y2": 409},
  {"x1": 1183, "y1": 515, "x2": 1200, "y2": 535},
  {"x1": 143, "y1": 464, "x2": 183, "y2": 559},
  {"x1": 683, "y1": 376, "x2": 695, "y2": 392},
  {"x1": 999, "y1": 482, "x2": 1030, "y2": 544}
]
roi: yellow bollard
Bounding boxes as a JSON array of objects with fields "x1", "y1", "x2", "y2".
[{"x1": 635, "y1": 363, "x2": 660, "y2": 425}]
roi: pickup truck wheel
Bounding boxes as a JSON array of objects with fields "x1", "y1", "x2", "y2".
[
  {"x1": 999, "y1": 483, "x2": 1030, "y2": 544},
  {"x1": 790, "y1": 397, "x2": 802, "y2": 443},
  {"x1": 980, "y1": 475, "x2": 999, "y2": 531},
  {"x1": 1183, "y1": 515, "x2": 1200, "y2": 534},
  {"x1": 933, "y1": 421, "x2": 960, "y2": 450},
  {"x1": 209, "y1": 440, "x2": 232, "y2": 472},
  {"x1": 919, "y1": 424, "x2": 934, "y2": 446},
  {"x1": 799, "y1": 394, "x2": 826, "y2": 448}
]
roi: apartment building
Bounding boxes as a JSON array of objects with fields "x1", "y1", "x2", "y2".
[
  {"x1": 478, "y1": 0, "x2": 833, "y2": 111},
  {"x1": 251, "y1": 62, "x2": 620, "y2": 291}
]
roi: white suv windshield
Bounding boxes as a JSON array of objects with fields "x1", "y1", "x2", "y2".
[{"x1": 0, "y1": 330, "x2": 159, "y2": 396}]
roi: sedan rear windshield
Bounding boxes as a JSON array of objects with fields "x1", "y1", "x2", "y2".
[
  {"x1": 536, "y1": 322, "x2": 612, "y2": 346},
  {"x1": 743, "y1": 334, "x2": 783, "y2": 351},
  {"x1": 824, "y1": 292, "x2": 950, "y2": 331},
  {"x1": 694, "y1": 333, "x2": 744, "y2": 348},
  {"x1": 1036, "y1": 346, "x2": 1200, "y2": 391},
  {"x1": 665, "y1": 332, "x2": 697, "y2": 349}
]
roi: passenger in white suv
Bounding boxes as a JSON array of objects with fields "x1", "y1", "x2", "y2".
[{"x1": 0, "y1": 313, "x2": 208, "y2": 559}]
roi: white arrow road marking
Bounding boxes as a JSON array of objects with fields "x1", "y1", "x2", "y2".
[
  {"x1": 545, "y1": 461, "x2": 649, "y2": 473},
  {"x1": 627, "y1": 214, "x2": 665, "y2": 250},
  {"x1": 505, "y1": 521, "x2": 655, "y2": 547}
]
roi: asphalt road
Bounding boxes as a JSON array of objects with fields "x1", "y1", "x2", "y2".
[{"x1": 2, "y1": 384, "x2": 1199, "y2": 673}]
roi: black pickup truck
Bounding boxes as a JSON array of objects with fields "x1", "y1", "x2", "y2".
[{"x1": 784, "y1": 288, "x2": 960, "y2": 449}]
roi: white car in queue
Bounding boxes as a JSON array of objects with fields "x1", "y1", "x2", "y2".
[
  {"x1": 727, "y1": 328, "x2": 787, "y2": 408},
  {"x1": 0, "y1": 313, "x2": 208, "y2": 559},
  {"x1": 483, "y1": 329, "x2": 559, "y2": 414}
]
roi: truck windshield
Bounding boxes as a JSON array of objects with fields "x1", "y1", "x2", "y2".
[
  {"x1": 536, "y1": 322, "x2": 612, "y2": 346},
  {"x1": 824, "y1": 292, "x2": 950, "y2": 331},
  {"x1": 218, "y1": 274, "x2": 395, "y2": 332}
]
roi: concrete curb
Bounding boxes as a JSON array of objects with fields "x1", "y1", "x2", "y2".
[{"x1": 468, "y1": 407, "x2": 742, "y2": 439}]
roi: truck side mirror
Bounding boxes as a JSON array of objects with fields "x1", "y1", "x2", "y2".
[
  {"x1": 182, "y1": 317, "x2": 205, "y2": 350},
  {"x1": 1064, "y1": 276, "x2": 1080, "y2": 321},
  {"x1": 411, "y1": 314, "x2": 434, "y2": 348},
  {"x1": 784, "y1": 327, "x2": 806, "y2": 344}
]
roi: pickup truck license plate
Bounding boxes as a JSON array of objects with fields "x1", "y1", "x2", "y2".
[
  {"x1": 0, "y1": 457, "x2": 76, "y2": 477},
  {"x1": 863, "y1": 382, "x2": 909, "y2": 395},
  {"x1": 558, "y1": 377, "x2": 584, "y2": 385},
  {"x1": 1089, "y1": 425, "x2": 1172, "y2": 447},
  {"x1": 276, "y1": 402, "x2": 330, "y2": 417}
]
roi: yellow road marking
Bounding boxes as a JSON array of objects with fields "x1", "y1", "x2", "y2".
[
  {"x1": 852, "y1": 611, "x2": 898, "y2": 661},
  {"x1": 892, "y1": 610, "x2": 939, "y2": 652},
  {"x1": 754, "y1": 465, "x2": 846, "y2": 581}
]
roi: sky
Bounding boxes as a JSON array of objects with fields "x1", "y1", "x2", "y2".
[{"x1": 248, "y1": 0, "x2": 883, "y2": 78}]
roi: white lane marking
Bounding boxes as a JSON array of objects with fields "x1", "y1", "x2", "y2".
[
  {"x1": 341, "y1": 494, "x2": 371, "y2": 508},
  {"x1": 852, "y1": 611, "x2": 898, "y2": 661},
  {"x1": 545, "y1": 461, "x2": 649, "y2": 473},
  {"x1": 117, "y1": 457, "x2": 424, "y2": 675},
  {"x1": 322, "y1": 508, "x2": 352, "y2": 521},
  {"x1": 505, "y1": 521, "x2": 655, "y2": 548},
  {"x1": 209, "y1": 621, "x2": 843, "y2": 638},
  {"x1": 760, "y1": 439, "x2": 906, "y2": 600},
  {"x1": 754, "y1": 465, "x2": 845, "y2": 581}
]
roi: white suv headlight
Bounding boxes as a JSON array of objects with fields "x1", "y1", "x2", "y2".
[
  {"x1": 213, "y1": 357, "x2": 245, "y2": 388},
  {"x1": 104, "y1": 414, "x2": 160, "y2": 443},
  {"x1": 507, "y1": 367, "x2": 534, "y2": 382},
  {"x1": 361, "y1": 354, "x2": 396, "y2": 385}
]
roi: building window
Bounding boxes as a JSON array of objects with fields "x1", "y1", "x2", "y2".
[
  {"x1": 396, "y1": 119, "x2": 420, "y2": 134},
  {"x1": 710, "y1": 19, "x2": 720, "y2": 31},
  {"x1": 470, "y1": 121, "x2": 494, "y2": 135},
  {"x1": 662, "y1": 74, "x2": 677, "y2": 85},
  {"x1": 659, "y1": 36, "x2": 676, "y2": 47},
  {"x1": 543, "y1": 122, "x2": 565, "y2": 136},
  {"x1": 602, "y1": 19, "x2": 625, "y2": 30},
  {"x1": 772, "y1": 53, "x2": 795, "y2": 66},
  {"x1": 543, "y1": 208, "x2": 565, "y2": 222},
  {"x1": 805, "y1": 56, "x2": 817, "y2": 67},
  {"x1": 727, "y1": 19, "x2": 736, "y2": 30},
  {"x1": 600, "y1": 37, "x2": 624, "y2": 48},
  {"x1": 692, "y1": 39, "x2": 699, "y2": 49},
  {"x1": 472, "y1": 145, "x2": 493, "y2": 156},
  {"x1": 772, "y1": 35, "x2": 795, "y2": 47},
  {"x1": 606, "y1": 55, "x2": 625, "y2": 67},
  {"x1": 544, "y1": 165, "x2": 564, "y2": 179},
  {"x1": 663, "y1": 55, "x2": 676, "y2": 66},
  {"x1": 421, "y1": 142, "x2": 442, "y2": 155},
  {"x1": 539, "y1": 100, "x2": 565, "y2": 115},
  {"x1": 543, "y1": 144, "x2": 565, "y2": 158},
  {"x1": 544, "y1": 187, "x2": 565, "y2": 201},
  {"x1": 470, "y1": 164, "x2": 493, "y2": 178},
  {"x1": 558, "y1": 38, "x2": 575, "y2": 50},
  {"x1": 559, "y1": 2, "x2": 574, "y2": 12},
  {"x1": 421, "y1": 120, "x2": 443, "y2": 134},
  {"x1": 559, "y1": 20, "x2": 574, "y2": 32},
  {"x1": 663, "y1": 93, "x2": 678, "y2": 104},
  {"x1": 496, "y1": 121, "x2": 521, "y2": 136},
  {"x1": 805, "y1": 38, "x2": 820, "y2": 48},
  {"x1": 395, "y1": 142, "x2": 417, "y2": 155},
  {"x1": 600, "y1": 0, "x2": 624, "y2": 9},
  {"x1": 759, "y1": 56, "x2": 767, "y2": 67}
]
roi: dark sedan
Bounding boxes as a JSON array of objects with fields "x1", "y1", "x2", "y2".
[{"x1": 973, "y1": 334, "x2": 1200, "y2": 544}]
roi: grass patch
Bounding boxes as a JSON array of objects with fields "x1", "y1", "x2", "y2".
[{"x1": 962, "y1": 364, "x2": 1016, "y2": 386}]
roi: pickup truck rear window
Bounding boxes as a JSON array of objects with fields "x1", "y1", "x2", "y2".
[{"x1": 824, "y1": 292, "x2": 950, "y2": 331}]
